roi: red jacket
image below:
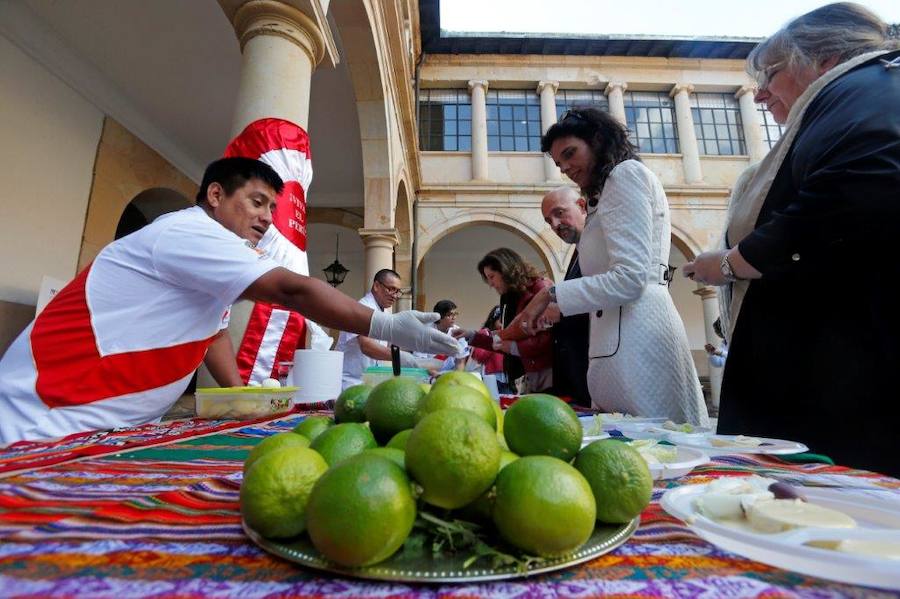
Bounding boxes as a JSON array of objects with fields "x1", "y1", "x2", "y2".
[
  {"x1": 470, "y1": 328, "x2": 504, "y2": 374},
  {"x1": 470, "y1": 277, "x2": 553, "y2": 374}
]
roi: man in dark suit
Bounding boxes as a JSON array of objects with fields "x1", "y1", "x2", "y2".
[{"x1": 541, "y1": 187, "x2": 591, "y2": 408}]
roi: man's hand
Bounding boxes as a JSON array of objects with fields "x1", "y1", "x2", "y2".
[
  {"x1": 399, "y1": 350, "x2": 420, "y2": 368},
  {"x1": 369, "y1": 310, "x2": 460, "y2": 355},
  {"x1": 452, "y1": 328, "x2": 475, "y2": 342},
  {"x1": 516, "y1": 286, "x2": 553, "y2": 335},
  {"x1": 541, "y1": 303, "x2": 562, "y2": 326}
]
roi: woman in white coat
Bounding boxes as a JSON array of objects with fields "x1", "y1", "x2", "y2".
[{"x1": 517, "y1": 108, "x2": 708, "y2": 426}]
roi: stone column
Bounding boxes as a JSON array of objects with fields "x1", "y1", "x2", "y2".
[
  {"x1": 359, "y1": 228, "x2": 400, "y2": 299},
  {"x1": 228, "y1": 0, "x2": 326, "y2": 134},
  {"x1": 537, "y1": 80, "x2": 560, "y2": 181},
  {"x1": 670, "y1": 83, "x2": 703, "y2": 184},
  {"x1": 468, "y1": 80, "x2": 490, "y2": 181},
  {"x1": 693, "y1": 285, "x2": 722, "y2": 412},
  {"x1": 604, "y1": 81, "x2": 628, "y2": 127},
  {"x1": 201, "y1": 0, "x2": 326, "y2": 388},
  {"x1": 736, "y1": 85, "x2": 767, "y2": 163}
]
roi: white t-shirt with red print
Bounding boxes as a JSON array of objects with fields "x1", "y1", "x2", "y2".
[{"x1": 0, "y1": 206, "x2": 279, "y2": 445}]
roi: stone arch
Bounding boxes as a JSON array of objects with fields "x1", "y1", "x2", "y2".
[
  {"x1": 670, "y1": 224, "x2": 703, "y2": 261},
  {"x1": 417, "y1": 211, "x2": 559, "y2": 276},
  {"x1": 331, "y1": 1, "x2": 394, "y2": 230},
  {"x1": 393, "y1": 176, "x2": 414, "y2": 307},
  {"x1": 115, "y1": 187, "x2": 191, "y2": 239}
]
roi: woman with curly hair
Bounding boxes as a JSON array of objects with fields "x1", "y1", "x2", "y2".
[
  {"x1": 516, "y1": 108, "x2": 708, "y2": 425},
  {"x1": 456, "y1": 248, "x2": 553, "y2": 394}
]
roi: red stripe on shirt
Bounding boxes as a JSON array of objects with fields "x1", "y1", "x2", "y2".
[{"x1": 31, "y1": 266, "x2": 215, "y2": 408}]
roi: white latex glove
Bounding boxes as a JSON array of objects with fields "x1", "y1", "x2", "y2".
[
  {"x1": 369, "y1": 310, "x2": 461, "y2": 356},
  {"x1": 399, "y1": 350, "x2": 419, "y2": 368}
]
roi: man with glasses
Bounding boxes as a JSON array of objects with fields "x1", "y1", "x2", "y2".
[{"x1": 337, "y1": 269, "x2": 418, "y2": 388}]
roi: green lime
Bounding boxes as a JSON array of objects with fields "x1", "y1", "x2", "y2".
[
  {"x1": 459, "y1": 449, "x2": 521, "y2": 522},
  {"x1": 362, "y1": 447, "x2": 405, "y2": 469},
  {"x1": 492, "y1": 455, "x2": 596, "y2": 557},
  {"x1": 416, "y1": 384, "x2": 496, "y2": 430},
  {"x1": 386, "y1": 429, "x2": 412, "y2": 450},
  {"x1": 310, "y1": 422, "x2": 377, "y2": 466},
  {"x1": 306, "y1": 454, "x2": 416, "y2": 567},
  {"x1": 243, "y1": 431, "x2": 310, "y2": 473},
  {"x1": 432, "y1": 371, "x2": 491, "y2": 400},
  {"x1": 292, "y1": 415, "x2": 334, "y2": 442},
  {"x1": 364, "y1": 377, "x2": 426, "y2": 444},
  {"x1": 503, "y1": 394, "x2": 582, "y2": 461},
  {"x1": 334, "y1": 384, "x2": 372, "y2": 423},
  {"x1": 574, "y1": 439, "x2": 652, "y2": 524},
  {"x1": 240, "y1": 447, "x2": 328, "y2": 538},
  {"x1": 405, "y1": 409, "x2": 501, "y2": 509}
]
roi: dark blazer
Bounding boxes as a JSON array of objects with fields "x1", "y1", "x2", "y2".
[
  {"x1": 718, "y1": 51, "x2": 900, "y2": 477},
  {"x1": 551, "y1": 251, "x2": 591, "y2": 407}
]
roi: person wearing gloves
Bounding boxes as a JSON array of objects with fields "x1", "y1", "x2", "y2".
[
  {"x1": 0, "y1": 158, "x2": 458, "y2": 445},
  {"x1": 336, "y1": 268, "x2": 438, "y2": 388},
  {"x1": 513, "y1": 109, "x2": 708, "y2": 426},
  {"x1": 412, "y1": 300, "x2": 471, "y2": 375}
]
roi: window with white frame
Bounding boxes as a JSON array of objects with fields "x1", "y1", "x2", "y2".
[
  {"x1": 758, "y1": 106, "x2": 784, "y2": 148},
  {"x1": 418, "y1": 89, "x2": 472, "y2": 151},
  {"x1": 690, "y1": 93, "x2": 746, "y2": 156},
  {"x1": 486, "y1": 90, "x2": 542, "y2": 151},
  {"x1": 623, "y1": 92, "x2": 679, "y2": 154},
  {"x1": 555, "y1": 90, "x2": 610, "y2": 118}
]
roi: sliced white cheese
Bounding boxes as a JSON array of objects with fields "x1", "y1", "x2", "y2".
[
  {"x1": 710, "y1": 435, "x2": 763, "y2": 448},
  {"x1": 695, "y1": 493, "x2": 746, "y2": 520},
  {"x1": 831, "y1": 539, "x2": 900, "y2": 560},
  {"x1": 746, "y1": 499, "x2": 857, "y2": 533}
]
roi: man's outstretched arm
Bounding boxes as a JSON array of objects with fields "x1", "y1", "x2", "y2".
[{"x1": 241, "y1": 268, "x2": 460, "y2": 356}]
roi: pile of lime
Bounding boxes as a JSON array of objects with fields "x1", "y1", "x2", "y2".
[{"x1": 239, "y1": 373, "x2": 652, "y2": 569}]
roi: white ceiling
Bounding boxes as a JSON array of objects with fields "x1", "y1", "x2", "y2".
[{"x1": 20, "y1": 0, "x2": 364, "y2": 207}]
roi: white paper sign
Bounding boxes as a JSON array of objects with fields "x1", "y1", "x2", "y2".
[{"x1": 35, "y1": 275, "x2": 67, "y2": 316}]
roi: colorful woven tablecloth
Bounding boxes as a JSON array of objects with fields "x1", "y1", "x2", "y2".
[{"x1": 1, "y1": 413, "x2": 898, "y2": 598}]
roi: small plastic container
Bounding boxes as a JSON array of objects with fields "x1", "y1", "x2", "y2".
[
  {"x1": 362, "y1": 367, "x2": 430, "y2": 387},
  {"x1": 195, "y1": 387, "x2": 298, "y2": 419}
]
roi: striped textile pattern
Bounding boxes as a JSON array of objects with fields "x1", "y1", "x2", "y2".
[{"x1": 0, "y1": 413, "x2": 897, "y2": 598}]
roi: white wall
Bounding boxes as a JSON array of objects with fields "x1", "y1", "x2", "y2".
[
  {"x1": 420, "y1": 225, "x2": 546, "y2": 331},
  {"x1": 306, "y1": 223, "x2": 368, "y2": 301},
  {"x1": 668, "y1": 245, "x2": 706, "y2": 349},
  {"x1": 0, "y1": 35, "x2": 104, "y2": 304}
]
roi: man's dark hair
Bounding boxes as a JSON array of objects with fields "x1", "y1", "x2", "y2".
[
  {"x1": 196, "y1": 157, "x2": 284, "y2": 204},
  {"x1": 433, "y1": 300, "x2": 457, "y2": 318},
  {"x1": 373, "y1": 268, "x2": 401, "y2": 285}
]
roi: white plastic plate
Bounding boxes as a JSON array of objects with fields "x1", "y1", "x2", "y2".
[{"x1": 660, "y1": 482, "x2": 900, "y2": 589}]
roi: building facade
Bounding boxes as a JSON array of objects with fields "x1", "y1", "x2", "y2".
[{"x1": 0, "y1": 0, "x2": 777, "y2": 404}]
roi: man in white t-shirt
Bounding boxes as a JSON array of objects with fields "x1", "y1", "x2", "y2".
[
  {"x1": 0, "y1": 157, "x2": 459, "y2": 445},
  {"x1": 337, "y1": 269, "x2": 424, "y2": 389}
]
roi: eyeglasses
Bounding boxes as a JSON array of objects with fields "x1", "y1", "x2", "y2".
[
  {"x1": 377, "y1": 280, "x2": 403, "y2": 297},
  {"x1": 756, "y1": 61, "x2": 786, "y2": 91}
]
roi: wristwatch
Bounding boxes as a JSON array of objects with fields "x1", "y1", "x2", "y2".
[
  {"x1": 548, "y1": 285, "x2": 557, "y2": 302},
  {"x1": 720, "y1": 253, "x2": 739, "y2": 283}
]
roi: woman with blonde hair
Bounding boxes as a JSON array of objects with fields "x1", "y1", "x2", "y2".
[{"x1": 683, "y1": 3, "x2": 900, "y2": 474}]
